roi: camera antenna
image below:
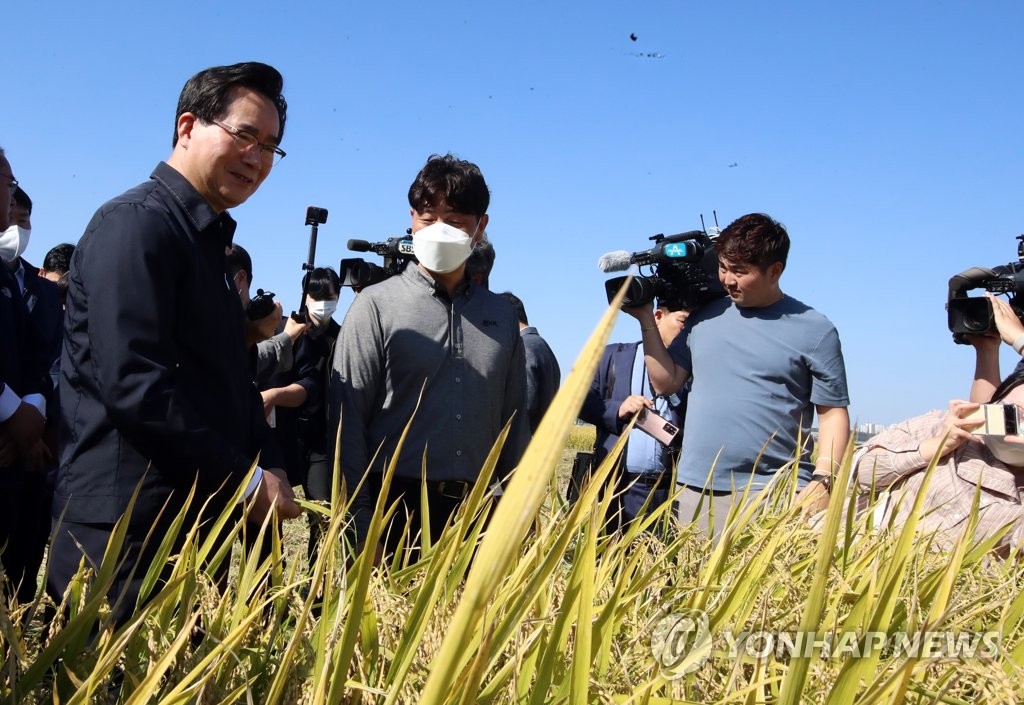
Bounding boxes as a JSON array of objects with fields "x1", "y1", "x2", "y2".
[{"x1": 291, "y1": 206, "x2": 329, "y2": 323}]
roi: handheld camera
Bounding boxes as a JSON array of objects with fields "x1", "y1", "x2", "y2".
[
  {"x1": 339, "y1": 232, "x2": 417, "y2": 290},
  {"x1": 599, "y1": 226, "x2": 725, "y2": 311},
  {"x1": 947, "y1": 234, "x2": 1024, "y2": 344}
]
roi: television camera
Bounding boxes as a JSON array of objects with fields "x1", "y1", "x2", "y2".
[
  {"x1": 599, "y1": 228, "x2": 725, "y2": 311},
  {"x1": 947, "y1": 234, "x2": 1024, "y2": 344}
]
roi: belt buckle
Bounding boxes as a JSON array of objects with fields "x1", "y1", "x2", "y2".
[{"x1": 436, "y1": 480, "x2": 469, "y2": 500}]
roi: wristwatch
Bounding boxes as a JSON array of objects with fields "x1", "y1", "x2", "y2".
[{"x1": 809, "y1": 473, "x2": 834, "y2": 493}]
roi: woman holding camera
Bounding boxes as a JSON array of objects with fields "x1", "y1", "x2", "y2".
[{"x1": 854, "y1": 294, "x2": 1024, "y2": 553}]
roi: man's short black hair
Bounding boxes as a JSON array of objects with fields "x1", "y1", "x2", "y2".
[
  {"x1": 226, "y1": 243, "x2": 253, "y2": 282},
  {"x1": 43, "y1": 243, "x2": 75, "y2": 275},
  {"x1": 173, "y1": 62, "x2": 288, "y2": 147},
  {"x1": 305, "y1": 266, "x2": 341, "y2": 300},
  {"x1": 715, "y1": 213, "x2": 790, "y2": 271},
  {"x1": 408, "y1": 153, "x2": 490, "y2": 218},
  {"x1": 12, "y1": 186, "x2": 31, "y2": 213},
  {"x1": 498, "y1": 291, "x2": 528, "y2": 326}
]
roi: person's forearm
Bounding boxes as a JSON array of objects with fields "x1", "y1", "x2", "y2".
[
  {"x1": 815, "y1": 406, "x2": 851, "y2": 474},
  {"x1": 265, "y1": 383, "x2": 308, "y2": 409},
  {"x1": 969, "y1": 344, "x2": 1000, "y2": 403}
]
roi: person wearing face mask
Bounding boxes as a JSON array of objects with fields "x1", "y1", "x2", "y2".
[
  {"x1": 330, "y1": 153, "x2": 529, "y2": 561},
  {"x1": 226, "y1": 243, "x2": 308, "y2": 385},
  {"x1": 4, "y1": 188, "x2": 63, "y2": 390},
  {"x1": 261, "y1": 267, "x2": 341, "y2": 561},
  {"x1": 855, "y1": 294, "x2": 1024, "y2": 553},
  {"x1": 0, "y1": 157, "x2": 57, "y2": 604}
]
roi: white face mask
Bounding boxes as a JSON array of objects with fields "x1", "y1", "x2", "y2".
[
  {"x1": 0, "y1": 225, "x2": 30, "y2": 263},
  {"x1": 984, "y1": 435, "x2": 1024, "y2": 466},
  {"x1": 412, "y1": 221, "x2": 475, "y2": 274},
  {"x1": 306, "y1": 298, "x2": 338, "y2": 324}
]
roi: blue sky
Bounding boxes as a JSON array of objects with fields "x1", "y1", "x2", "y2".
[{"x1": 5, "y1": 1, "x2": 1023, "y2": 425}]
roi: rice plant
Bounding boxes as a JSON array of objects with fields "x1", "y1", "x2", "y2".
[{"x1": 2, "y1": 295, "x2": 1023, "y2": 703}]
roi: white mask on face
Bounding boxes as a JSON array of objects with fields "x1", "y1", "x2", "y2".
[
  {"x1": 0, "y1": 225, "x2": 30, "y2": 263},
  {"x1": 984, "y1": 434, "x2": 1024, "y2": 466},
  {"x1": 306, "y1": 298, "x2": 338, "y2": 324},
  {"x1": 412, "y1": 221, "x2": 475, "y2": 274}
]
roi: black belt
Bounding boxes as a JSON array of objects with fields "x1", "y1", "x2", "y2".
[
  {"x1": 391, "y1": 475, "x2": 472, "y2": 500},
  {"x1": 623, "y1": 470, "x2": 674, "y2": 491}
]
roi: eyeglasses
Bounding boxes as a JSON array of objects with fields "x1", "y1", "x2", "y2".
[
  {"x1": 0, "y1": 173, "x2": 18, "y2": 192},
  {"x1": 210, "y1": 120, "x2": 286, "y2": 167}
]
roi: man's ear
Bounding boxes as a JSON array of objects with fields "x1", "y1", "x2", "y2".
[
  {"x1": 176, "y1": 112, "x2": 198, "y2": 148},
  {"x1": 233, "y1": 269, "x2": 248, "y2": 293},
  {"x1": 472, "y1": 214, "x2": 489, "y2": 246},
  {"x1": 767, "y1": 261, "x2": 784, "y2": 282}
]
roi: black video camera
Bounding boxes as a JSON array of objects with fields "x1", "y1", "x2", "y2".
[
  {"x1": 601, "y1": 230, "x2": 726, "y2": 311},
  {"x1": 947, "y1": 234, "x2": 1024, "y2": 344},
  {"x1": 339, "y1": 235, "x2": 417, "y2": 290}
]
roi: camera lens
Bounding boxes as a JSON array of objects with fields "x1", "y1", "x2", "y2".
[{"x1": 962, "y1": 298, "x2": 994, "y2": 332}]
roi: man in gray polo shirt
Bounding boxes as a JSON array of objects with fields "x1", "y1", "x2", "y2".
[
  {"x1": 331, "y1": 154, "x2": 529, "y2": 559},
  {"x1": 628, "y1": 213, "x2": 850, "y2": 540}
]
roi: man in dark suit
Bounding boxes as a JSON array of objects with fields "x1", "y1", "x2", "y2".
[
  {"x1": 48, "y1": 63, "x2": 301, "y2": 625},
  {"x1": 0, "y1": 149, "x2": 55, "y2": 603},
  {"x1": 576, "y1": 302, "x2": 689, "y2": 530},
  {"x1": 0, "y1": 184, "x2": 63, "y2": 602}
]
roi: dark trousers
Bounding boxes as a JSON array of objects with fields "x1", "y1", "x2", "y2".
[
  {"x1": 48, "y1": 500, "x2": 232, "y2": 627},
  {"x1": 302, "y1": 449, "x2": 332, "y2": 564},
  {"x1": 610, "y1": 471, "x2": 674, "y2": 531},
  {"x1": 0, "y1": 466, "x2": 52, "y2": 604},
  {"x1": 377, "y1": 474, "x2": 485, "y2": 562}
]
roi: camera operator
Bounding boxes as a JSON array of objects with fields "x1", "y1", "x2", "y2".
[
  {"x1": 854, "y1": 293, "x2": 1024, "y2": 553},
  {"x1": 330, "y1": 153, "x2": 529, "y2": 562},
  {"x1": 628, "y1": 213, "x2": 851, "y2": 540},
  {"x1": 226, "y1": 242, "x2": 307, "y2": 384},
  {"x1": 577, "y1": 301, "x2": 689, "y2": 531},
  {"x1": 261, "y1": 267, "x2": 341, "y2": 562}
]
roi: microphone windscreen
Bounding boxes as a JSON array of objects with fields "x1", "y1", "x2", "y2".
[
  {"x1": 598, "y1": 250, "x2": 633, "y2": 273},
  {"x1": 347, "y1": 239, "x2": 372, "y2": 252}
]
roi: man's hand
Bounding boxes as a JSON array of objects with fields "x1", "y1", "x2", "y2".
[
  {"x1": 796, "y1": 478, "x2": 830, "y2": 517},
  {"x1": 246, "y1": 468, "x2": 302, "y2": 523},
  {"x1": 617, "y1": 395, "x2": 653, "y2": 421},
  {"x1": 622, "y1": 303, "x2": 656, "y2": 325},
  {"x1": 260, "y1": 389, "x2": 276, "y2": 419},
  {"x1": 283, "y1": 315, "x2": 308, "y2": 343},
  {"x1": 1, "y1": 402, "x2": 46, "y2": 456},
  {"x1": 0, "y1": 431, "x2": 16, "y2": 467}
]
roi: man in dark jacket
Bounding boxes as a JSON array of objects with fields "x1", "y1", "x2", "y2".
[
  {"x1": 48, "y1": 62, "x2": 300, "y2": 625},
  {"x1": 576, "y1": 302, "x2": 689, "y2": 530}
]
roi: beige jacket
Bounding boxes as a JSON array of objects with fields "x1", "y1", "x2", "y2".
[{"x1": 855, "y1": 409, "x2": 1024, "y2": 551}]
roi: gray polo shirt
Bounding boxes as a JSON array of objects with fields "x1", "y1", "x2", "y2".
[{"x1": 331, "y1": 264, "x2": 529, "y2": 493}]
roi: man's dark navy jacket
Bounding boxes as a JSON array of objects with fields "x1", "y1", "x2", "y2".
[
  {"x1": 55, "y1": 162, "x2": 279, "y2": 525},
  {"x1": 578, "y1": 341, "x2": 686, "y2": 470}
]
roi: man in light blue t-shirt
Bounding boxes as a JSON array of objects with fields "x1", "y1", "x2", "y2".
[{"x1": 626, "y1": 213, "x2": 850, "y2": 540}]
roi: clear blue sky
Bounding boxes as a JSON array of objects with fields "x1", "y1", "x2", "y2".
[{"x1": 5, "y1": 1, "x2": 1023, "y2": 426}]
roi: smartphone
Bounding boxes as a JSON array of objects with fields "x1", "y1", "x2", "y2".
[
  {"x1": 636, "y1": 408, "x2": 681, "y2": 446},
  {"x1": 965, "y1": 403, "x2": 1020, "y2": 436}
]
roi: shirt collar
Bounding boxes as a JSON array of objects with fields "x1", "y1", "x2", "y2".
[
  {"x1": 150, "y1": 162, "x2": 237, "y2": 246},
  {"x1": 405, "y1": 262, "x2": 471, "y2": 300}
]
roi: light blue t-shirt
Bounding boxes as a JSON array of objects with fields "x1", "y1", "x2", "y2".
[{"x1": 670, "y1": 294, "x2": 849, "y2": 491}]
